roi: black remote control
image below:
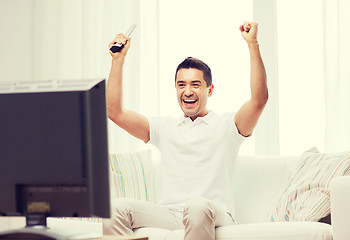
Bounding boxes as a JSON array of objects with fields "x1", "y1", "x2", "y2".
[{"x1": 110, "y1": 24, "x2": 137, "y2": 53}]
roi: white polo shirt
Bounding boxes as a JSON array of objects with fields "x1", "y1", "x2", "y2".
[{"x1": 148, "y1": 111, "x2": 246, "y2": 216}]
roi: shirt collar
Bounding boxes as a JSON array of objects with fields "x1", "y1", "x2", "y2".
[{"x1": 176, "y1": 110, "x2": 216, "y2": 125}]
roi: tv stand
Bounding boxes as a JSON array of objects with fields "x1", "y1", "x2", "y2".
[
  {"x1": 0, "y1": 226, "x2": 68, "y2": 240},
  {"x1": 0, "y1": 214, "x2": 68, "y2": 240}
]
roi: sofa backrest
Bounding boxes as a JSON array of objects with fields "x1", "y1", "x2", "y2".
[
  {"x1": 233, "y1": 155, "x2": 299, "y2": 224},
  {"x1": 109, "y1": 151, "x2": 300, "y2": 224}
]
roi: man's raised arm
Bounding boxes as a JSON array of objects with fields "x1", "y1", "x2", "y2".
[
  {"x1": 107, "y1": 33, "x2": 150, "y2": 143},
  {"x1": 234, "y1": 22, "x2": 269, "y2": 137}
]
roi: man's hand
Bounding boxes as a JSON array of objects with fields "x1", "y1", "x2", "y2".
[
  {"x1": 109, "y1": 33, "x2": 131, "y2": 58},
  {"x1": 239, "y1": 22, "x2": 258, "y2": 44}
]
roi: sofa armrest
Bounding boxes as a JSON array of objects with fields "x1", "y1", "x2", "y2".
[{"x1": 330, "y1": 176, "x2": 350, "y2": 240}]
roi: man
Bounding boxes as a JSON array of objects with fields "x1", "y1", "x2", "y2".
[{"x1": 103, "y1": 22, "x2": 268, "y2": 240}]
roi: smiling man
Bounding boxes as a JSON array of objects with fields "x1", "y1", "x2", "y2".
[
  {"x1": 175, "y1": 60, "x2": 213, "y2": 120},
  {"x1": 103, "y1": 22, "x2": 268, "y2": 240}
]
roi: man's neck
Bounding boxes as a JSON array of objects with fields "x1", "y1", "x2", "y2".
[{"x1": 185, "y1": 110, "x2": 209, "y2": 122}]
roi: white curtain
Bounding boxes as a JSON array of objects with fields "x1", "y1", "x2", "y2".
[
  {"x1": 323, "y1": 0, "x2": 350, "y2": 153},
  {"x1": 252, "y1": 0, "x2": 280, "y2": 155},
  {"x1": 33, "y1": 0, "x2": 159, "y2": 153},
  {"x1": 7, "y1": 0, "x2": 347, "y2": 156}
]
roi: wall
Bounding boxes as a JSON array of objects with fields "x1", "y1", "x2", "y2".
[{"x1": 0, "y1": 0, "x2": 34, "y2": 83}]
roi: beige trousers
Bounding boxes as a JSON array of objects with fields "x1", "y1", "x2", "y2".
[{"x1": 102, "y1": 197, "x2": 235, "y2": 240}]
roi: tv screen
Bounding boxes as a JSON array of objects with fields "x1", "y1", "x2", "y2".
[{"x1": 0, "y1": 78, "x2": 110, "y2": 231}]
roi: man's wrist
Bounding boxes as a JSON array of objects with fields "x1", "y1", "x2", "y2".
[
  {"x1": 247, "y1": 40, "x2": 260, "y2": 51},
  {"x1": 246, "y1": 40, "x2": 259, "y2": 47},
  {"x1": 112, "y1": 55, "x2": 126, "y2": 65}
]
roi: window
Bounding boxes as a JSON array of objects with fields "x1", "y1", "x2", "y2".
[
  {"x1": 276, "y1": 0, "x2": 325, "y2": 154},
  {"x1": 158, "y1": 0, "x2": 255, "y2": 154},
  {"x1": 158, "y1": 0, "x2": 326, "y2": 155}
]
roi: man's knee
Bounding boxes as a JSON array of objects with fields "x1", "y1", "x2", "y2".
[
  {"x1": 183, "y1": 197, "x2": 215, "y2": 225},
  {"x1": 110, "y1": 198, "x2": 132, "y2": 216},
  {"x1": 102, "y1": 198, "x2": 134, "y2": 235},
  {"x1": 184, "y1": 197, "x2": 213, "y2": 214},
  {"x1": 104, "y1": 198, "x2": 135, "y2": 227}
]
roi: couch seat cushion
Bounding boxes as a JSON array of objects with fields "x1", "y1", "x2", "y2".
[
  {"x1": 216, "y1": 222, "x2": 332, "y2": 240},
  {"x1": 135, "y1": 222, "x2": 332, "y2": 240},
  {"x1": 134, "y1": 227, "x2": 171, "y2": 240}
]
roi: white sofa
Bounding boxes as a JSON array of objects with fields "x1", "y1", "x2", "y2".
[
  {"x1": 2, "y1": 154, "x2": 349, "y2": 240},
  {"x1": 132, "y1": 155, "x2": 333, "y2": 240}
]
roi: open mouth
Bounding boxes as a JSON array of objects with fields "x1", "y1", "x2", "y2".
[{"x1": 183, "y1": 99, "x2": 198, "y2": 106}]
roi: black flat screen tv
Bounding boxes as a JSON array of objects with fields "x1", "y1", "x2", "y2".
[{"x1": 0, "y1": 78, "x2": 110, "y2": 239}]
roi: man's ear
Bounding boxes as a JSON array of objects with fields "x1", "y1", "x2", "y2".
[{"x1": 208, "y1": 84, "x2": 214, "y2": 97}]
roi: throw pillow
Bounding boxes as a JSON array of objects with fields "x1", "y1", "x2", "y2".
[
  {"x1": 109, "y1": 149, "x2": 155, "y2": 202},
  {"x1": 269, "y1": 147, "x2": 350, "y2": 222}
]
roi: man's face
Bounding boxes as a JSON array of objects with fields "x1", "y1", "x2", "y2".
[{"x1": 175, "y1": 68, "x2": 213, "y2": 121}]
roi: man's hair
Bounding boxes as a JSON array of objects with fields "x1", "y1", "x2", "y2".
[{"x1": 175, "y1": 57, "x2": 212, "y2": 87}]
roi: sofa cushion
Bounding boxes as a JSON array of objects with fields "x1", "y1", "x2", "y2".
[
  {"x1": 109, "y1": 150, "x2": 155, "y2": 202},
  {"x1": 233, "y1": 155, "x2": 298, "y2": 223},
  {"x1": 134, "y1": 222, "x2": 332, "y2": 240},
  {"x1": 269, "y1": 147, "x2": 350, "y2": 222},
  {"x1": 134, "y1": 227, "x2": 171, "y2": 240},
  {"x1": 216, "y1": 222, "x2": 332, "y2": 240}
]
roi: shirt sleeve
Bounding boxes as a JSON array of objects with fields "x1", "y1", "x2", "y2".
[
  {"x1": 147, "y1": 116, "x2": 162, "y2": 148},
  {"x1": 224, "y1": 112, "x2": 249, "y2": 146}
]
